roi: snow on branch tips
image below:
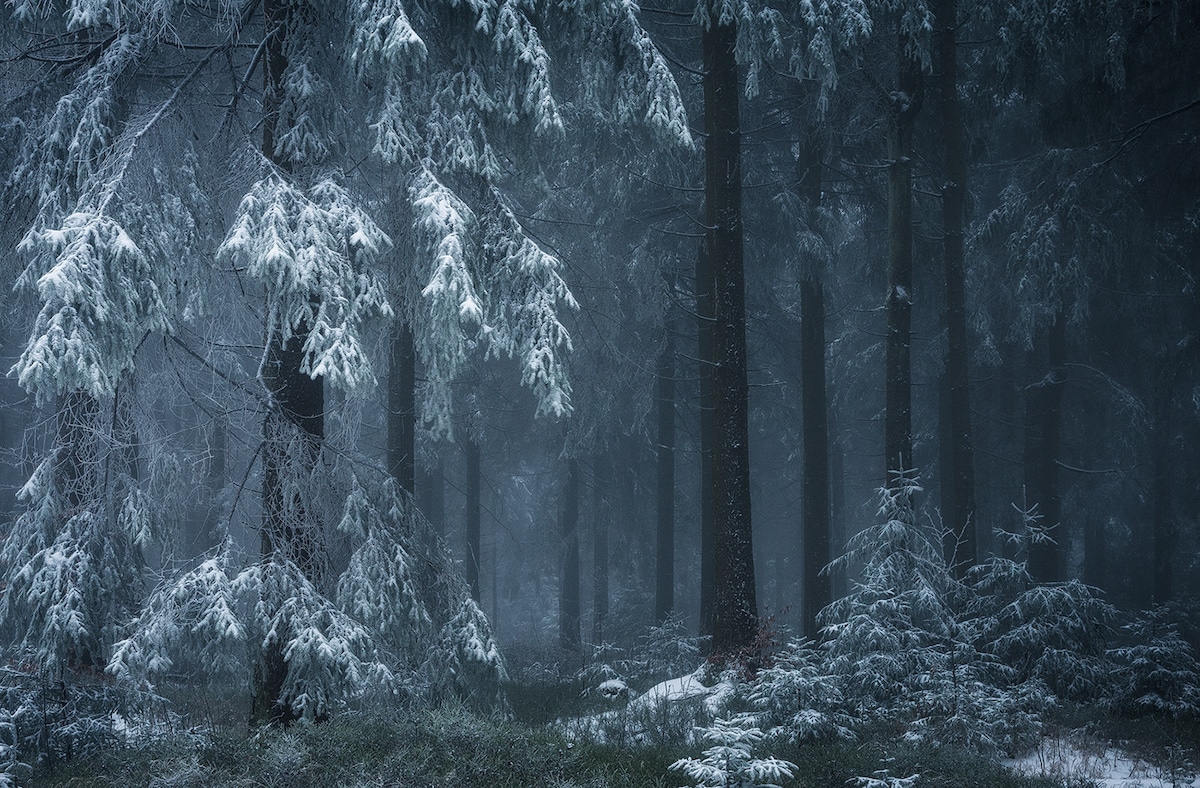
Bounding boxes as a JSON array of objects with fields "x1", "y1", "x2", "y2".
[
  {"x1": 409, "y1": 170, "x2": 483, "y2": 435},
  {"x1": 481, "y1": 189, "x2": 577, "y2": 420},
  {"x1": 13, "y1": 212, "x2": 169, "y2": 402},
  {"x1": 218, "y1": 176, "x2": 392, "y2": 391}
]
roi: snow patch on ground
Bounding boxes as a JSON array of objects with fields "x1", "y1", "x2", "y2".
[
  {"x1": 628, "y1": 672, "x2": 732, "y2": 716},
  {"x1": 562, "y1": 670, "x2": 732, "y2": 744},
  {"x1": 1005, "y1": 738, "x2": 1200, "y2": 787}
]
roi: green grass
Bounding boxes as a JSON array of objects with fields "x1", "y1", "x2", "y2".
[{"x1": 25, "y1": 704, "x2": 1080, "y2": 788}]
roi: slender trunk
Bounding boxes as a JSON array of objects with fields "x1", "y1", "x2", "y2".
[
  {"x1": 254, "y1": 0, "x2": 324, "y2": 725},
  {"x1": 559, "y1": 458, "x2": 581, "y2": 652},
  {"x1": 937, "y1": 0, "x2": 977, "y2": 577},
  {"x1": 885, "y1": 50, "x2": 921, "y2": 492},
  {"x1": 830, "y1": 433, "x2": 846, "y2": 599},
  {"x1": 465, "y1": 438, "x2": 481, "y2": 602},
  {"x1": 656, "y1": 314, "x2": 676, "y2": 623},
  {"x1": 797, "y1": 124, "x2": 832, "y2": 640},
  {"x1": 800, "y1": 278, "x2": 831, "y2": 640},
  {"x1": 419, "y1": 456, "x2": 445, "y2": 540},
  {"x1": 1025, "y1": 313, "x2": 1066, "y2": 583},
  {"x1": 703, "y1": 5, "x2": 757, "y2": 655},
  {"x1": 592, "y1": 454, "x2": 609, "y2": 644},
  {"x1": 1082, "y1": 399, "x2": 1106, "y2": 590},
  {"x1": 388, "y1": 321, "x2": 416, "y2": 497},
  {"x1": 696, "y1": 241, "x2": 716, "y2": 638},
  {"x1": 1152, "y1": 365, "x2": 1174, "y2": 603}
]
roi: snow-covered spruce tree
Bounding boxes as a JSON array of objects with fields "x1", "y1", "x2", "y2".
[
  {"x1": 670, "y1": 715, "x2": 796, "y2": 788},
  {"x1": 819, "y1": 474, "x2": 1046, "y2": 754},
  {"x1": 3, "y1": 0, "x2": 689, "y2": 728},
  {"x1": 1105, "y1": 607, "x2": 1200, "y2": 720},
  {"x1": 965, "y1": 507, "x2": 1116, "y2": 704}
]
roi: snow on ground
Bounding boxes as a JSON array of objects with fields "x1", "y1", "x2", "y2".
[
  {"x1": 626, "y1": 672, "x2": 733, "y2": 717},
  {"x1": 1004, "y1": 737, "x2": 1200, "y2": 787},
  {"x1": 562, "y1": 670, "x2": 733, "y2": 744}
]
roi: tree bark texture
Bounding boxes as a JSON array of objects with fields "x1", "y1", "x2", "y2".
[
  {"x1": 559, "y1": 457, "x2": 581, "y2": 652},
  {"x1": 1024, "y1": 313, "x2": 1066, "y2": 584},
  {"x1": 936, "y1": 0, "x2": 978, "y2": 577},
  {"x1": 703, "y1": 7, "x2": 758, "y2": 655},
  {"x1": 656, "y1": 314, "x2": 677, "y2": 624}
]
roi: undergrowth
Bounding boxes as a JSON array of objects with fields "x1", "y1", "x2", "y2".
[{"x1": 25, "y1": 703, "x2": 1073, "y2": 788}]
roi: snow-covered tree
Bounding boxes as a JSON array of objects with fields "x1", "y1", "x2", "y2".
[{"x1": 1, "y1": 0, "x2": 690, "y2": 728}]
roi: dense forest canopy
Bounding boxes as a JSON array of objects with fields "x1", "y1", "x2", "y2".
[{"x1": 0, "y1": 0, "x2": 1198, "y2": 784}]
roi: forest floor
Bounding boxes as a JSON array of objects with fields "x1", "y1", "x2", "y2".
[{"x1": 25, "y1": 683, "x2": 1199, "y2": 788}]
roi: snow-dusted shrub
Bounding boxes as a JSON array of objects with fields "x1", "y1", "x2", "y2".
[
  {"x1": 967, "y1": 554, "x2": 1115, "y2": 702},
  {"x1": 822, "y1": 474, "x2": 957, "y2": 714},
  {"x1": 0, "y1": 658, "x2": 157, "y2": 783},
  {"x1": 1106, "y1": 607, "x2": 1200, "y2": 719},
  {"x1": 633, "y1": 614, "x2": 705, "y2": 683},
  {"x1": 433, "y1": 595, "x2": 507, "y2": 712},
  {"x1": 109, "y1": 474, "x2": 507, "y2": 720},
  {"x1": 746, "y1": 638, "x2": 853, "y2": 743},
  {"x1": 670, "y1": 715, "x2": 796, "y2": 788}
]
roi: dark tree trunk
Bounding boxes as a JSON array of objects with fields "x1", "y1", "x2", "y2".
[
  {"x1": 936, "y1": 0, "x2": 977, "y2": 577},
  {"x1": 885, "y1": 50, "x2": 921, "y2": 493},
  {"x1": 800, "y1": 277, "x2": 831, "y2": 640},
  {"x1": 256, "y1": 328, "x2": 324, "y2": 726},
  {"x1": 1152, "y1": 365, "x2": 1174, "y2": 603},
  {"x1": 254, "y1": 0, "x2": 325, "y2": 725},
  {"x1": 703, "y1": 5, "x2": 758, "y2": 655},
  {"x1": 388, "y1": 321, "x2": 416, "y2": 497},
  {"x1": 830, "y1": 433, "x2": 847, "y2": 599},
  {"x1": 465, "y1": 438, "x2": 481, "y2": 602},
  {"x1": 419, "y1": 456, "x2": 445, "y2": 540},
  {"x1": 656, "y1": 313, "x2": 676, "y2": 623},
  {"x1": 559, "y1": 457, "x2": 581, "y2": 652},
  {"x1": 592, "y1": 454, "x2": 609, "y2": 644},
  {"x1": 1025, "y1": 313, "x2": 1067, "y2": 583},
  {"x1": 796, "y1": 124, "x2": 831, "y2": 640},
  {"x1": 696, "y1": 242, "x2": 716, "y2": 638}
]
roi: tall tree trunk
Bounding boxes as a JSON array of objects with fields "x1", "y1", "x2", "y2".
[
  {"x1": 830, "y1": 432, "x2": 847, "y2": 599},
  {"x1": 419, "y1": 456, "x2": 445, "y2": 541},
  {"x1": 465, "y1": 437, "x2": 481, "y2": 602},
  {"x1": 254, "y1": 0, "x2": 325, "y2": 725},
  {"x1": 1081, "y1": 398, "x2": 1106, "y2": 591},
  {"x1": 800, "y1": 277, "x2": 831, "y2": 639},
  {"x1": 696, "y1": 242, "x2": 716, "y2": 638},
  {"x1": 1025, "y1": 313, "x2": 1066, "y2": 583},
  {"x1": 797, "y1": 126, "x2": 831, "y2": 640},
  {"x1": 656, "y1": 312, "x2": 676, "y2": 623},
  {"x1": 1151, "y1": 365, "x2": 1174, "y2": 603},
  {"x1": 885, "y1": 50, "x2": 921, "y2": 492},
  {"x1": 703, "y1": 5, "x2": 758, "y2": 655},
  {"x1": 388, "y1": 321, "x2": 416, "y2": 497},
  {"x1": 936, "y1": 0, "x2": 977, "y2": 577},
  {"x1": 592, "y1": 454, "x2": 609, "y2": 644},
  {"x1": 559, "y1": 457, "x2": 581, "y2": 652}
]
